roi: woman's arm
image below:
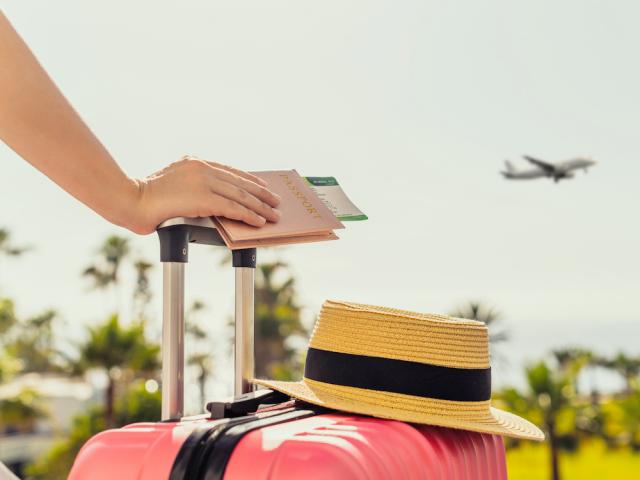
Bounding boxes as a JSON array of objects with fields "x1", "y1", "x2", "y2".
[{"x1": 0, "y1": 11, "x2": 280, "y2": 234}]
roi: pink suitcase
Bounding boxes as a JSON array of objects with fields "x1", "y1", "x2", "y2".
[{"x1": 70, "y1": 217, "x2": 508, "y2": 480}]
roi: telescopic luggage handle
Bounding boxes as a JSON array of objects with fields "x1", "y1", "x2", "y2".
[{"x1": 157, "y1": 217, "x2": 256, "y2": 421}]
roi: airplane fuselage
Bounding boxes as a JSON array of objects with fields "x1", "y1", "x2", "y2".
[
  {"x1": 560, "y1": 158, "x2": 596, "y2": 171},
  {"x1": 501, "y1": 157, "x2": 596, "y2": 182},
  {"x1": 502, "y1": 169, "x2": 547, "y2": 180}
]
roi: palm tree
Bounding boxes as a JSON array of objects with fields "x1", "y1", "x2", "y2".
[
  {"x1": 186, "y1": 300, "x2": 214, "y2": 410},
  {"x1": 188, "y1": 353, "x2": 214, "y2": 410},
  {"x1": 598, "y1": 353, "x2": 640, "y2": 395},
  {"x1": 552, "y1": 348, "x2": 594, "y2": 395},
  {"x1": 83, "y1": 236, "x2": 131, "y2": 311},
  {"x1": 450, "y1": 301, "x2": 509, "y2": 346},
  {"x1": 77, "y1": 315, "x2": 159, "y2": 427},
  {"x1": 219, "y1": 255, "x2": 307, "y2": 379},
  {"x1": 5, "y1": 309, "x2": 62, "y2": 373},
  {"x1": 79, "y1": 235, "x2": 163, "y2": 425},
  {"x1": 132, "y1": 260, "x2": 153, "y2": 321},
  {"x1": 505, "y1": 361, "x2": 573, "y2": 480},
  {"x1": 0, "y1": 297, "x2": 17, "y2": 338},
  {"x1": 553, "y1": 348, "x2": 593, "y2": 373},
  {"x1": 254, "y1": 262, "x2": 307, "y2": 379},
  {"x1": 0, "y1": 228, "x2": 29, "y2": 257}
]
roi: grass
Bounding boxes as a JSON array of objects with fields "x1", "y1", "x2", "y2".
[{"x1": 507, "y1": 441, "x2": 640, "y2": 480}]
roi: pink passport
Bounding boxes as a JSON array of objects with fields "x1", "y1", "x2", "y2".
[{"x1": 213, "y1": 170, "x2": 344, "y2": 249}]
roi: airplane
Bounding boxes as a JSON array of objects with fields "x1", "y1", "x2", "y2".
[{"x1": 501, "y1": 155, "x2": 596, "y2": 182}]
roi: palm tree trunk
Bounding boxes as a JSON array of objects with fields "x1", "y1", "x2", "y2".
[
  {"x1": 105, "y1": 375, "x2": 115, "y2": 428},
  {"x1": 548, "y1": 423, "x2": 561, "y2": 480}
]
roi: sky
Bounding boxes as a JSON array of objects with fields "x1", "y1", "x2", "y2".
[{"x1": 1, "y1": 1, "x2": 639, "y2": 408}]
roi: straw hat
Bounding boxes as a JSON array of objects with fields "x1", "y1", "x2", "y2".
[{"x1": 254, "y1": 300, "x2": 544, "y2": 441}]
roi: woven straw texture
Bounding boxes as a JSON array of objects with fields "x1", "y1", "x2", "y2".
[{"x1": 254, "y1": 300, "x2": 544, "y2": 441}]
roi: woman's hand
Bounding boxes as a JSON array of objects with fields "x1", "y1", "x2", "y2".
[{"x1": 129, "y1": 156, "x2": 281, "y2": 235}]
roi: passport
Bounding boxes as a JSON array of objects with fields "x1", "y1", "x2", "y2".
[{"x1": 213, "y1": 170, "x2": 344, "y2": 249}]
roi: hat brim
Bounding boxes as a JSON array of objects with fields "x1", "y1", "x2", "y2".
[{"x1": 254, "y1": 377, "x2": 544, "y2": 442}]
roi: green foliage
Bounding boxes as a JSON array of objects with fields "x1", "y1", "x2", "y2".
[
  {"x1": 498, "y1": 350, "x2": 640, "y2": 480},
  {"x1": 498, "y1": 386, "x2": 536, "y2": 418},
  {"x1": 553, "y1": 348, "x2": 593, "y2": 373},
  {"x1": 132, "y1": 260, "x2": 153, "y2": 320},
  {"x1": 602, "y1": 389, "x2": 640, "y2": 451},
  {"x1": 78, "y1": 315, "x2": 159, "y2": 372},
  {"x1": 618, "y1": 391, "x2": 640, "y2": 450},
  {"x1": 0, "y1": 352, "x2": 21, "y2": 383},
  {"x1": 186, "y1": 300, "x2": 214, "y2": 410},
  {"x1": 5, "y1": 309, "x2": 63, "y2": 373},
  {"x1": 526, "y1": 361, "x2": 573, "y2": 417},
  {"x1": 0, "y1": 233, "x2": 62, "y2": 442},
  {"x1": 268, "y1": 357, "x2": 304, "y2": 381},
  {"x1": 1, "y1": 298, "x2": 64, "y2": 387},
  {"x1": 254, "y1": 262, "x2": 307, "y2": 379},
  {"x1": 186, "y1": 301, "x2": 208, "y2": 340},
  {"x1": 496, "y1": 358, "x2": 587, "y2": 480},
  {"x1": 1, "y1": 230, "x2": 64, "y2": 376},
  {"x1": 25, "y1": 382, "x2": 160, "y2": 480},
  {"x1": 82, "y1": 235, "x2": 130, "y2": 289},
  {"x1": 187, "y1": 352, "x2": 213, "y2": 410},
  {"x1": 114, "y1": 381, "x2": 161, "y2": 425},
  {"x1": 75, "y1": 314, "x2": 159, "y2": 426},
  {"x1": 598, "y1": 353, "x2": 640, "y2": 394},
  {"x1": 2, "y1": 233, "x2": 162, "y2": 478},
  {"x1": 0, "y1": 388, "x2": 47, "y2": 433},
  {"x1": 25, "y1": 406, "x2": 105, "y2": 480},
  {"x1": 0, "y1": 297, "x2": 18, "y2": 337}
]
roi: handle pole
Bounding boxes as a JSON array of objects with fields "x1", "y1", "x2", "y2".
[
  {"x1": 161, "y1": 262, "x2": 185, "y2": 420},
  {"x1": 233, "y1": 248, "x2": 256, "y2": 396},
  {"x1": 234, "y1": 267, "x2": 255, "y2": 396}
]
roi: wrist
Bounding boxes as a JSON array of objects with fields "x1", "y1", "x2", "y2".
[{"x1": 112, "y1": 177, "x2": 153, "y2": 235}]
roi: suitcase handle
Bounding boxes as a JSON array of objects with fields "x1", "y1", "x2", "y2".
[{"x1": 157, "y1": 217, "x2": 256, "y2": 420}]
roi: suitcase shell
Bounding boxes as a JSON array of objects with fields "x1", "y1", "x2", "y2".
[
  {"x1": 69, "y1": 217, "x2": 509, "y2": 479},
  {"x1": 70, "y1": 412, "x2": 507, "y2": 479}
]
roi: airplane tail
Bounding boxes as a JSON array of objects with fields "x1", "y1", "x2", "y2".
[{"x1": 504, "y1": 160, "x2": 516, "y2": 173}]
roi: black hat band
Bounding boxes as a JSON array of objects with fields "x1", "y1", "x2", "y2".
[{"x1": 304, "y1": 347, "x2": 491, "y2": 402}]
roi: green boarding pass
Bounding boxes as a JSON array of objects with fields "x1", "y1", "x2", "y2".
[{"x1": 304, "y1": 176, "x2": 368, "y2": 221}]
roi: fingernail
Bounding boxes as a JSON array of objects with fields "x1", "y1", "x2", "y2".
[{"x1": 271, "y1": 209, "x2": 281, "y2": 221}]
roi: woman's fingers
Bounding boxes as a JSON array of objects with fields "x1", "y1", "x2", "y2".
[
  {"x1": 186, "y1": 156, "x2": 280, "y2": 208},
  {"x1": 206, "y1": 164, "x2": 281, "y2": 207},
  {"x1": 210, "y1": 193, "x2": 267, "y2": 227},
  {"x1": 190, "y1": 158, "x2": 282, "y2": 222},
  {"x1": 201, "y1": 159, "x2": 269, "y2": 188},
  {"x1": 209, "y1": 177, "x2": 281, "y2": 223},
  {"x1": 188, "y1": 158, "x2": 281, "y2": 224}
]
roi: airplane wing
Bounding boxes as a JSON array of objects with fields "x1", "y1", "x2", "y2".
[{"x1": 522, "y1": 155, "x2": 556, "y2": 174}]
